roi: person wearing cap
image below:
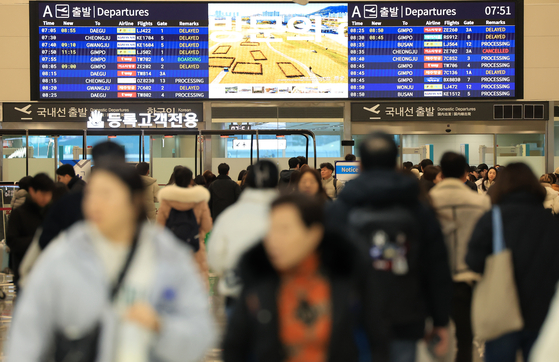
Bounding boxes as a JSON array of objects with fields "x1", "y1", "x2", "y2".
[
  {"x1": 207, "y1": 161, "x2": 279, "y2": 314},
  {"x1": 474, "y1": 164, "x2": 489, "y2": 189}
]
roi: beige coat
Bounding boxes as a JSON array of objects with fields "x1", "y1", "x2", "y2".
[
  {"x1": 322, "y1": 177, "x2": 343, "y2": 200},
  {"x1": 141, "y1": 175, "x2": 160, "y2": 221},
  {"x1": 430, "y1": 178, "x2": 491, "y2": 282},
  {"x1": 157, "y1": 185, "x2": 212, "y2": 288}
]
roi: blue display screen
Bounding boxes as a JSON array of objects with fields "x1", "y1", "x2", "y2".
[
  {"x1": 347, "y1": 2, "x2": 518, "y2": 99},
  {"x1": 31, "y1": 1, "x2": 521, "y2": 100}
]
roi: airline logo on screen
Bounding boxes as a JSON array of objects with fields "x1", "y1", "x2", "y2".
[{"x1": 86, "y1": 110, "x2": 199, "y2": 129}]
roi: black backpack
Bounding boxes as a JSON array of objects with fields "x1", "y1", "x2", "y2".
[
  {"x1": 165, "y1": 208, "x2": 200, "y2": 252},
  {"x1": 347, "y1": 203, "x2": 426, "y2": 324}
]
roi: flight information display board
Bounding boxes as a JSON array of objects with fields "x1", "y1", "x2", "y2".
[
  {"x1": 348, "y1": 2, "x2": 518, "y2": 98},
  {"x1": 30, "y1": 1, "x2": 522, "y2": 101},
  {"x1": 32, "y1": 2, "x2": 209, "y2": 100}
]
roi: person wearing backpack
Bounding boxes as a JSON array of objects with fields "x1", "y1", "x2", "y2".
[
  {"x1": 326, "y1": 131, "x2": 453, "y2": 362},
  {"x1": 321, "y1": 162, "x2": 343, "y2": 200},
  {"x1": 157, "y1": 167, "x2": 212, "y2": 289}
]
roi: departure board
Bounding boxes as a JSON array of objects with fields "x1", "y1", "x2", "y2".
[
  {"x1": 348, "y1": 2, "x2": 518, "y2": 98},
  {"x1": 30, "y1": 1, "x2": 522, "y2": 100},
  {"x1": 33, "y1": 2, "x2": 209, "y2": 99}
]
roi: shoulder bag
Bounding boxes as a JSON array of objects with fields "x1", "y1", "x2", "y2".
[
  {"x1": 471, "y1": 206, "x2": 524, "y2": 341},
  {"x1": 48, "y1": 231, "x2": 139, "y2": 362}
]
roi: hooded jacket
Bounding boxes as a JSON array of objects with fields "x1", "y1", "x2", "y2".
[
  {"x1": 326, "y1": 170, "x2": 452, "y2": 340},
  {"x1": 466, "y1": 192, "x2": 559, "y2": 332},
  {"x1": 157, "y1": 185, "x2": 212, "y2": 288},
  {"x1": 207, "y1": 188, "x2": 278, "y2": 298},
  {"x1": 6, "y1": 221, "x2": 216, "y2": 362},
  {"x1": 10, "y1": 189, "x2": 28, "y2": 210},
  {"x1": 429, "y1": 178, "x2": 491, "y2": 282},
  {"x1": 223, "y1": 237, "x2": 389, "y2": 362},
  {"x1": 141, "y1": 175, "x2": 160, "y2": 221}
]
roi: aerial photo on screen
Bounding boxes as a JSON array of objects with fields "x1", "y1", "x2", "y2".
[{"x1": 208, "y1": 3, "x2": 348, "y2": 98}]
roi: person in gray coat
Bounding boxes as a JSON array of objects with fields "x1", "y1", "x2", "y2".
[{"x1": 7, "y1": 164, "x2": 215, "y2": 362}]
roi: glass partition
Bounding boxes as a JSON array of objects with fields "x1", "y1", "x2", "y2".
[
  {"x1": 28, "y1": 135, "x2": 56, "y2": 179},
  {"x1": 57, "y1": 135, "x2": 84, "y2": 165},
  {"x1": 496, "y1": 133, "x2": 546, "y2": 176},
  {"x1": 402, "y1": 134, "x2": 493, "y2": 168},
  {"x1": 150, "y1": 134, "x2": 197, "y2": 184},
  {"x1": 2, "y1": 135, "x2": 27, "y2": 182},
  {"x1": 86, "y1": 135, "x2": 142, "y2": 164}
]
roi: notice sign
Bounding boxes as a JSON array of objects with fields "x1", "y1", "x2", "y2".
[{"x1": 336, "y1": 161, "x2": 359, "y2": 181}]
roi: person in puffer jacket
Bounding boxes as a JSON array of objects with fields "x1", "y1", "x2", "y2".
[
  {"x1": 157, "y1": 167, "x2": 212, "y2": 289},
  {"x1": 11, "y1": 176, "x2": 32, "y2": 210}
]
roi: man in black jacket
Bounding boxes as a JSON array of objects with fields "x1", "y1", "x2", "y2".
[
  {"x1": 38, "y1": 142, "x2": 125, "y2": 250},
  {"x1": 327, "y1": 132, "x2": 453, "y2": 362},
  {"x1": 209, "y1": 163, "x2": 241, "y2": 221},
  {"x1": 6, "y1": 173, "x2": 54, "y2": 290},
  {"x1": 56, "y1": 164, "x2": 86, "y2": 192}
]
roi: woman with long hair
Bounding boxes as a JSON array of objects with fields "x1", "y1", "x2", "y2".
[
  {"x1": 237, "y1": 170, "x2": 247, "y2": 187},
  {"x1": 478, "y1": 166, "x2": 497, "y2": 194},
  {"x1": 298, "y1": 168, "x2": 330, "y2": 201},
  {"x1": 7, "y1": 164, "x2": 215, "y2": 362},
  {"x1": 167, "y1": 165, "x2": 184, "y2": 185},
  {"x1": 467, "y1": 163, "x2": 559, "y2": 362},
  {"x1": 203, "y1": 170, "x2": 217, "y2": 188}
]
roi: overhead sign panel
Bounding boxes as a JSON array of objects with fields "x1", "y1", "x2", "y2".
[
  {"x1": 351, "y1": 101, "x2": 548, "y2": 122},
  {"x1": 2, "y1": 102, "x2": 203, "y2": 129}
]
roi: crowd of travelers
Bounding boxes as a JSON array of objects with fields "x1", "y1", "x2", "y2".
[{"x1": 4, "y1": 132, "x2": 559, "y2": 362}]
